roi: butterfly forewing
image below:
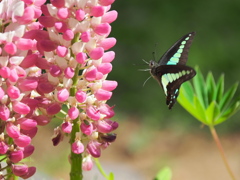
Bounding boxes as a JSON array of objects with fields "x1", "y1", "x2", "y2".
[
  {"x1": 159, "y1": 32, "x2": 196, "y2": 66},
  {"x1": 149, "y1": 32, "x2": 196, "y2": 109}
]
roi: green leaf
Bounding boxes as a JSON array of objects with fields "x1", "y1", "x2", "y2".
[
  {"x1": 214, "y1": 74, "x2": 224, "y2": 104},
  {"x1": 154, "y1": 167, "x2": 172, "y2": 180},
  {"x1": 206, "y1": 72, "x2": 215, "y2": 105},
  {"x1": 193, "y1": 67, "x2": 207, "y2": 108},
  {"x1": 205, "y1": 101, "x2": 220, "y2": 125},
  {"x1": 215, "y1": 99, "x2": 240, "y2": 125},
  {"x1": 108, "y1": 172, "x2": 114, "y2": 180},
  {"x1": 193, "y1": 96, "x2": 207, "y2": 124},
  {"x1": 178, "y1": 89, "x2": 196, "y2": 115},
  {"x1": 218, "y1": 82, "x2": 239, "y2": 111},
  {"x1": 180, "y1": 81, "x2": 195, "y2": 104}
]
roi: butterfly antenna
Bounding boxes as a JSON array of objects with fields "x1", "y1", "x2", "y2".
[
  {"x1": 152, "y1": 43, "x2": 159, "y2": 61},
  {"x1": 142, "y1": 75, "x2": 152, "y2": 87},
  {"x1": 142, "y1": 59, "x2": 149, "y2": 65},
  {"x1": 138, "y1": 68, "x2": 150, "y2": 71}
]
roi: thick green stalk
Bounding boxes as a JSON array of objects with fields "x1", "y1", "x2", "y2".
[
  {"x1": 69, "y1": 119, "x2": 83, "y2": 180},
  {"x1": 209, "y1": 126, "x2": 236, "y2": 180},
  {"x1": 69, "y1": 47, "x2": 83, "y2": 179}
]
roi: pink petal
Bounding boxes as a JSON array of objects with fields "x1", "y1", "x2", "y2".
[
  {"x1": 13, "y1": 101, "x2": 30, "y2": 115},
  {"x1": 87, "y1": 141, "x2": 101, "y2": 158},
  {"x1": 95, "y1": 89, "x2": 112, "y2": 101},
  {"x1": 63, "y1": 29, "x2": 74, "y2": 41},
  {"x1": 68, "y1": 107, "x2": 79, "y2": 120},
  {"x1": 0, "y1": 141, "x2": 8, "y2": 154},
  {"x1": 4, "y1": 42, "x2": 17, "y2": 55},
  {"x1": 57, "y1": 88, "x2": 69, "y2": 102},
  {"x1": 94, "y1": 23, "x2": 111, "y2": 36},
  {"x1": 90, "y1": 6, "x2": 105, "y2": 17},
  {"x1": 16, "y1": 38, "x2": 34, "y2": 50},
  {"x1": 12, "y1": 164, "x2": 28, "y2": 176},
  {"x1": 102, "y1": 10, "x2": 118, "y2": 23},
  {"x1": 9, "y1": 150, "x2": 24, "y2": 163},
  {"x1": 76, "y1": 9, "x2": 85, "y2": 21},
  {"x1": 80, "y1": 121, "x2": 93, "y2": 135},
  {"x1": 76, "y1": 52, "x2": 87, "y2": 64},
  {"x1": 17, "y1": 118, "x2": 37, "y2": 130},
  {"x1": 98, "y1": 37, "x2": 116, "y2": 50},
  {"x1": 57, "y1": 8, "x2": 69, "y2": 19},
  {"x1": 72, "y1": 140, "x2": 84, "y2": 154},
  {"x1": 99, "y1": 0, "x2": 115, "y2": 6},
  {"x1": 64, "y1": 67, "x2": 75, "y2": 78},
  {"x1": 102, "y1": 80, "x2": 118, "y2": 91},
  {"x1": 0, "y1": 105, "x2": 10, "y2": 121},
  {"x1": 75, "y1": 90, "x2": 87, "y2": 103},
  {"x1": 102, "y1": 51, "x2": 115, "y2": 63},
  {"x1": 47, "y1": 103, "x2": 61, "y2": 115},
  {"x1": 56, "y1": 45, "x2": 68, "y2": 57},
  {"x1": 14, "y1": 134, "x2": 31, "y2": 147},
  {"x1": 97, "y1": 63, "x2": 112, "y2": 74},
  {"x1": 7, "y1": 86, "x2": 21, "y2": 99},
  {"x1": 61, "y1": 122, "x2": 72, "y2": 133},
  {"x1": 81, "y1": 31, "x2": 91, "y2": 42},
  {"x1": 20, "y1": 166, "x2": 36, "y2": 179},
  {"x1": 89, "y1": 47, "x2": 104, "y2": 60},
  {"x1": 86, "y1": 106, "x2": 100, "y2": 121},
  {"x1": 84, "y1": 67, "x2": 97, "y2": 81}
]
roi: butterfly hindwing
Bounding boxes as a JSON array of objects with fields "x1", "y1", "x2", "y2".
[
  {"x1": 159, "y1": 32, "x2": 196, "y2": 66},
  {"x1": 152, "y1": 65, "x2": 196, "y2": 109},
  {"x1": 149, "y1": 32, "x2": 196, "y2": 109}
]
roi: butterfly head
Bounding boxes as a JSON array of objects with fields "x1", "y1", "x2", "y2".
[{"x1": 149, "y1": 60, "x2": 160, "y2": 78}]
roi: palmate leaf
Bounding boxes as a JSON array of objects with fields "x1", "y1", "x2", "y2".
[
  {"x1": 214, "y1": 74, "x2": 224, "y2": 104},
  {"x1": 206, "y1": 72, "x2": 216, "y2": 104},
  {"x1": 192, "y1": 67, "x2": 207, "y2": 108},
  {"x1": 178, "y1": 67, "x2": 240, "y2": 126},
  {"x1": 218, "y1": 82, "x2": 239, "y2": 111}
]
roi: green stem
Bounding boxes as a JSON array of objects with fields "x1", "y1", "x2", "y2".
[
  {"x1": 209, "y1": 126, "x2": 236, "y2": 180},
  {"x1": 94, "y1": 158, "x2": 109, "y2": 179},
  {"x1": 69, "y1": 120, "x2": 83, "y2": 180}
]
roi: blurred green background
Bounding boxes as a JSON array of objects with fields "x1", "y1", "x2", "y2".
[{"x1": 109, "y1": 0, "x2": 240, "y2": 132}]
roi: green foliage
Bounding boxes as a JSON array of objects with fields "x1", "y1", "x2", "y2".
[
  {"x1": 154, "y1": 167, "x2": 172, "y2": 180},
  {"x1": 178, "y1": 67, "x2": 240, "y2": 126}
]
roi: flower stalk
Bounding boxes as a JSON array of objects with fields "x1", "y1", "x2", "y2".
[{"x1": 210, "y1": 126, "x2": 236, "y2": 180}]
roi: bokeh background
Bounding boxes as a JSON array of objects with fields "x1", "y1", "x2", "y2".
[{"x1": 31, "y1": 0, "x2": 240, "y2": 180}]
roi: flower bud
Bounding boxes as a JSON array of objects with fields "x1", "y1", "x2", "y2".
[
  {"x1": 87, "y1": 141, "x2": 101, "y2": 158},
  {"x1": 95, "y1": 89, "x2": 112, "y2": 101},
  {"x1": 82, "y1": 155, "x2": 93, "y2": 171},
  {"x1": 86, "y1": 106, "x2": 100, "y2": 121},
  {"x1": 14, "y1": 134, "x2": 31, "y2": 147},
  {"x1": 75, "y1": 90, "x2": 87, "y2": 103},
  {"x1": 20, "y1": 166, "x2": 36, "y2": 179},
  {"x1": 12, "y1": 164, "x2": 28, "y2": 176},
  {"x1": 6, "y1": 122, "x2": 20, "y2": 138},
  {"x1": 80, "y1": 121, "x2": 93, "y2": 135},
  {"x1": 72, "y1": 140, "x2": 84, "y2": 154},
  {"x1": 9, "y1": 150, "x2": 24, "y2": 163},
  {"x1": 0, "y1": 141, "x2": 8, "y2": 154},
  {"x1": 68, "y1": 107, "x2": 79, "y2": 120},
  {"x1": 61, "y1": 122, "x2": 72, "y2": 133}
]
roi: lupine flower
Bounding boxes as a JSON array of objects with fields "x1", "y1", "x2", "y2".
[{"x1": 0, "y1": 0, "x2": 118, "y2": 178}]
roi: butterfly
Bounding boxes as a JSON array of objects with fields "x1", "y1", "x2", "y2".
[{"x1": 149, "y1": 32, "x2": 196, "y2": 109}]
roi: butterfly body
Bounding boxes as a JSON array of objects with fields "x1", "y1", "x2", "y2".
[{"x1": 149, "y1": 32, "x2": 196, "y2": 109}]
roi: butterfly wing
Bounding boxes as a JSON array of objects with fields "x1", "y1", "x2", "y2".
[
  {"x1": 159, "y1": 32, "x2": 196, "y2": 66},
  {"x1": 152, "y1": 65, "x2": 196, "y2": 109}
]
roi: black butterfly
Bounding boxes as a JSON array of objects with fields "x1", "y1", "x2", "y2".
[{"x1": 149, "y1": 32, "x2": 196, "y2": 109}]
